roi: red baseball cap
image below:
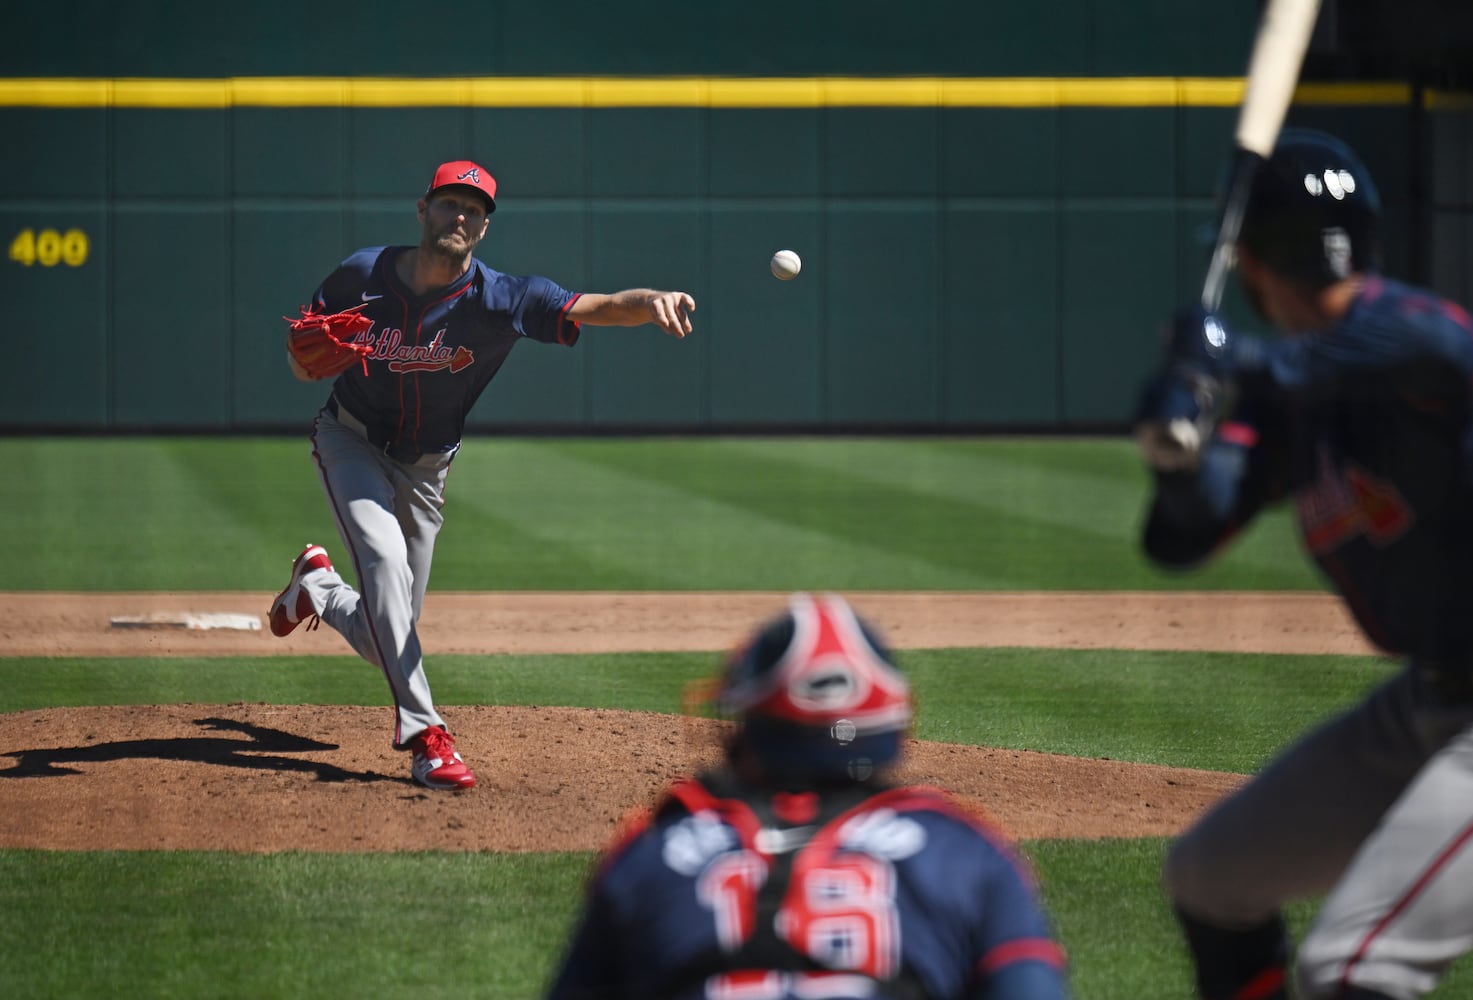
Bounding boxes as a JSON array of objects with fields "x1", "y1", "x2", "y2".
[{"x1": 425, "y1": 160, "x2": 497, "y2": 214}]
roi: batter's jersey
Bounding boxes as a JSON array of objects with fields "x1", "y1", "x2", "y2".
[
  {"x1": 544, "y1": 773, "x2": 1069, "y2": 1000},
  {"x1": 307, "y1": 246, "x2": 582, "y2": 457},
  {"x1": 1144, "y1": 276, "x2": 1473, "y2": 667}
]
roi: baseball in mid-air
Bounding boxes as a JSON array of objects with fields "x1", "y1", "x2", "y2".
[{"x1": 770, "y1": 249, "x2": 802, "y2": 281}]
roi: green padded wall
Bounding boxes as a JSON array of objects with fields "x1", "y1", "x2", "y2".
[
  {"x1": 0, "y1": 204, "x2": 110, "y2": 427},
  {"x1": 3, "y1": 1, "x2": 1461, "y2": 433},
  {"x1": 6, "y1": 1, "x2": 1256, "y2": 78},
  {"x1": 1430, "y1": 107, "x2": 1473, "y2": 306}
]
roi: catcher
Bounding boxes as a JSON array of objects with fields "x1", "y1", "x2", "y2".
[
  {"x1": 544, "y1": 593, "x2": 1070, "y2": 1000},
  {"x1": 268, "y1": 159, "x2": 694, "y2": 791}
]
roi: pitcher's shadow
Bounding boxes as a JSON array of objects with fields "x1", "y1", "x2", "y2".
[{"x1": 2, "y1": 716, "x2": 390, "y2": 783}]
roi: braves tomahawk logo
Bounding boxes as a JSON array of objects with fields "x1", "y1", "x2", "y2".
[
  {"x1": 456, "y1": 168, "x2": 481, "y2": 186},
  {"x1": 1298, "y1": 451, "x2": 1413, "y2": 552},
  {"x1": 352, "y1": 326, "x2": 475, "y2": 374}
]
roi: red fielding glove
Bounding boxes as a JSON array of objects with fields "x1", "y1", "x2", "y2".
[{"x1": 284, "y1": 302, "x2": 375, "y2": 379}]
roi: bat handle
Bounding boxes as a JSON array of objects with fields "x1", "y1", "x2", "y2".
[{"x1": 1201, "y1": 148, "x2": 1265, "y2": 314}]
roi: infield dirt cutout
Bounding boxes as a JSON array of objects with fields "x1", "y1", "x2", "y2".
[{"x1": 0, "y1": 591, "x2": 1379, "y2": 852}]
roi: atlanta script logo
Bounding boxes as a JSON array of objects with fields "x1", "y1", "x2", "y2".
[
  {"x1": 457, "y1": 168, "x2": 481, "y2": 185},
  {"x1": 352, "y1": 326, "x2": 474, "y2": 374}
]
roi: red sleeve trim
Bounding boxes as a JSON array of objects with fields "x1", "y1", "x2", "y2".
[
  {"x1": 978, "y1": 938, "x2": 1068, "y2": 975},
  {"x1": 1443, "y1": 299, "x2": 1473, "y2": 332},
  {"x1": 1218, "y1": 421, "x2": 1259, "y2": 447},
  {"x1": 557, "y1": 293, "x2": 584, "y2": 346}
]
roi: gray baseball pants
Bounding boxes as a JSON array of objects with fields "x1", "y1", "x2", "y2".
[
  {"x1": 1165, "y1": 666, "x2": 1473, "y2": 999},
  {"x1": 300, "y1": 405, "x2": 456, "y2": 747}
]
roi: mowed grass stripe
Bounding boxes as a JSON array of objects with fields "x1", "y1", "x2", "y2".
[
  {"x1": 157, "y1": 437, "x2": 334, "y2": 551},
  {"x1": 536, "y1": 437, "x2": 1126, "y2": 588},
  {"x1": 439, "y1": 438, "x2": 992, "y2": 589},
  {"x1": 6, "y1": 844, "x2": 1465, "y2": 1000},
  {"x1": 538, "y1": 437, "x2": 1320, "y2": 590},
  {"x1": 0, "y1": 649, "x2": 1399, "y2": 774},
  {"x1": 0, "y1": 849, "x2": 586, "y2": 1000},
  {"x1": 0, "y1": 438, "x2": 339, "y2": 591},
  {"x1": 0, "y1": 436, "x2": 1329, "y2": 591},
  {"x1": 148, "y1": 439, "x2": 331, "y2": 591},
  {"x1": 725, "y1": 437, "x2": 1152, "y2": 530},
  {"x1": 5, "y1": 440, "x2": 209, "y2": 589},
  {"x1": 731, "y1": 437, "x2": 1318, "y2": 588}
]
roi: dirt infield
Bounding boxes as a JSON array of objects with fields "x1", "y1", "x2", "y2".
[
  {"x1": 0, "y1": 590, "x2": 1377, "y2": 658},
  {"x1": 0, "y1": 591, "x2": 1379, "y2": 851}
]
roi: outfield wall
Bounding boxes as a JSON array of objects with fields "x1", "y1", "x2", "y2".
[{"x1": 2, "y1": 1, "x2": 1469, "y2": 432}]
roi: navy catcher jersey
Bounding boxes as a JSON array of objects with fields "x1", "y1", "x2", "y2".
[
  {"x1": 1145, "y1": 277, "x2": 1473, "y2": 665},
  {"x1": 309, "y1": 246, "x2": 581, "y2": 456},
  {"x1": 545, "y1": 773, "x2": 1068, "y2": 1000}
]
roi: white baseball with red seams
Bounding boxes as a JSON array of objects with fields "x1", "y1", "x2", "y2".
[{"x1": 770, "y1": 249, "x2": 801, "y2": 280}]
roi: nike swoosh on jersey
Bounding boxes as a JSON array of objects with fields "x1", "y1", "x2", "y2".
[
  {"x1": 361, "y1": 292, "x2": 384, "y2": 301},
  {"x1": 754, "y1": 825, "x2": 816, "y2": 855}
]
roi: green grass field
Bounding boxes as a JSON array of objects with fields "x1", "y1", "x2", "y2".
[
  {"x1": 0, "y1": 436, "x2": 1320, "y2": 591},
  {"x1": 2, "y1": 436, "x2": 1466, "y2": 999}
]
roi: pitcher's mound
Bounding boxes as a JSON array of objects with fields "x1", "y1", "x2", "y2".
[{"x1": 0, "y1": 702, "x2": 1244, "y2": 852}]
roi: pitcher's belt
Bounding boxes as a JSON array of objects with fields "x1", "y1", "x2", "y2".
[{"x1": 325, "y1": 395, "x2": 453, "y2": 468}]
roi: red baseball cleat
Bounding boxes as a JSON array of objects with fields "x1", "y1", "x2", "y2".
[
  {"x1": 410, "y1": 725, "x2": 476, "y2": 790},
  {"x1": 268, "y1": 544, "x2": 334, "y2": 637}
]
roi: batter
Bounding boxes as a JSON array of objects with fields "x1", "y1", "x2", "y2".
[
  {"x1": 268, "y1": 159, "x2": 695, "y2": 791},
  {"x1": 1135, "y1": 129, "x2": 1473, "y2": 999}
]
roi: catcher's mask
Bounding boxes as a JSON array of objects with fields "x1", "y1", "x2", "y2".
[{"x1": 712, "y1": 593, "x2": 911, "y2": 782}]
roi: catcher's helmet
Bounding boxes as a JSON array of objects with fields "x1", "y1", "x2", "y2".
[
  {"x1": 1237, "y1": 129, "x2": 1382, "y2": 287},
  {"x1": 714, "y1": 593, "x2": 911, "y2": 782}
]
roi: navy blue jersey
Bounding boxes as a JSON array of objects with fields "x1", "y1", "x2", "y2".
[
  {"x1": 1145, "y1": 277, "x2": 1473, "y2": 662},
  {"x1": 308, "y1": 246, "x2": 581, "y2": 455},
  {"x1": 545, "y1": 774, "x2": 1068, "y2": 1000}
]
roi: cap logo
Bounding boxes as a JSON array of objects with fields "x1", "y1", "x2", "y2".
[
  {"x1": 1323, "y1": 227, "x2": 1353, "y2": 279},
  {"x1": 456, "y1": 168, "x2": 481, "y2": 186}
]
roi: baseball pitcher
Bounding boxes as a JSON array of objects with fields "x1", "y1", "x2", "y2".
[{"x1": 268, "y1": 159, "x2": 694, "y2": 791}]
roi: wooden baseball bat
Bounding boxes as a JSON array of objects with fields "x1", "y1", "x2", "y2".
[{"x1": 1201, "y1": 0, "x2": 1323, "y2": 312}]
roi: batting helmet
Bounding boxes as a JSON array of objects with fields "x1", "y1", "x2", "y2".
[
  {"x1": 714, "y1": 593, "x2": 911, "y2": 782},
  {"x1": 1236, "y1": 128, "x2": 1382, "y2": 287}
]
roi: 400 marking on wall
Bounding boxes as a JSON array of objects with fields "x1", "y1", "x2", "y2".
[{"x1": 9, "y1": 228, "x2": 90, "y2": 267}]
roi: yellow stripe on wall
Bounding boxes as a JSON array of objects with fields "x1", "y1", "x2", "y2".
[{"x1": 0, "y1": 76, "x2": 1419, "y2": 109}]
